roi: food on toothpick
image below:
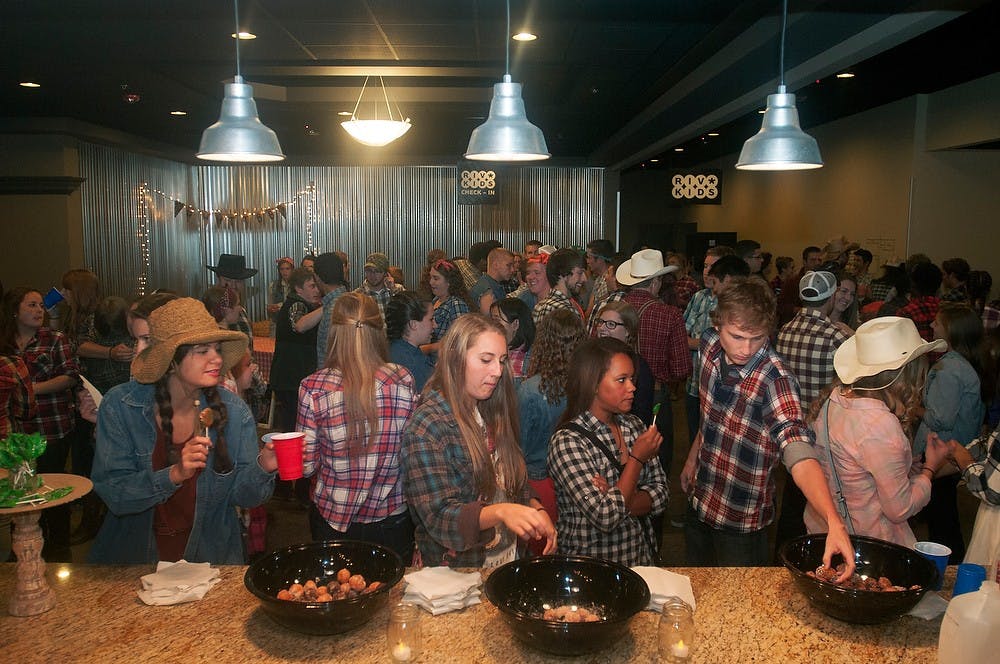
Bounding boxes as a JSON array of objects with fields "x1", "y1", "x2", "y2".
[{"x1": 807, "y1": 563, "x2": 919, "y2": 592}]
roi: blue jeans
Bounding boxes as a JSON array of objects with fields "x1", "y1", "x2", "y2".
[
  {"x1": 309, "y1": 504, "x2": 415, "y2": 566},
  {"x1": 684, "y1": 506, "x2": 769, "y2": 566}
]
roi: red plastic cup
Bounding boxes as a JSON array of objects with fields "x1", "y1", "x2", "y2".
[{"x1": 271, "y1": 432, "x2": 305, "y2": 480}]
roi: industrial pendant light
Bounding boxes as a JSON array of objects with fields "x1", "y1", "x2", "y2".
[
  {"x1": 197, "y1": 0, "x2": 284, "y2": 162},
  {"x1": 736, "y1": 0, "x2": 822, "y2": 170},
  {"x1": 464, "y1": 0, "x2": 549, "y2": 161},
  {"x1": 341, "y1": 76, "x2": 412, "y2": 147}
]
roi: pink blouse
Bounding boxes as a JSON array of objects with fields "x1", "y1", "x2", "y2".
[{"x1": 804, "y1": 389, "x2": 932, "y2": 547}]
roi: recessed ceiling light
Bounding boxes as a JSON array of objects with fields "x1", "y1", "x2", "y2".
[
  {"x1": 170, "y1": 110, "x2": 187, "y2": 116},
  {"x1": 836, "y1": 72, "x2": 855, "y2": 79},
  {"x1": 674, "y1": 148, "x2": 684, "y2": 152},
  {"x1": 231, "y1": 31, "x2": 256, "y2": 40},
  {"x1": 19, "y1": 81, "x2": 41, "y2": 88},
  {"x1": 707, "y1": 132, "x2": 720, "y2": 137},
  {"x1": 337, "y1": 111, "x2": 352, "y2": 116},
  {"x1": 758, "y1": 109, "x2": 766, "y2": 114},
  {"x1": 512, "y1": 32, "x2": 537, "y2": 42},
  {"x1": 650, "y1": 159, "x2": 659, "y2": 163}
]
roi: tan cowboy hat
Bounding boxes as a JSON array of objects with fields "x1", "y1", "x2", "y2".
[
  {"x1": 833, "y1": 316, "x2": 945, "y2": 384},
  {"x1": 615, "y1": 249, "x2": 679, "y2": 286},
  {"x1": 131, "y1": 297, "x2": 248, "y2": 384}
]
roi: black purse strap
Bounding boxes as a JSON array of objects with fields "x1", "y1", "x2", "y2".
[{"x1": 560, "y1": 421, "x2": 659, "y2": 559}]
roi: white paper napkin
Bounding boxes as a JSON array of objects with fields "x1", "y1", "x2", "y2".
[
  {"x1": 403, "y1": 567, "x2": 481, "y2": 601},
  {"x1": 631, "y1": 566, "x2": 697, "y2": 612},
  {"x1": 137, "y1": 560, "x2": 221, "y2": 606},
  {"x1": 907, "y1": 590, "x2": 948, "y2": 619},
  {"x1": 402, "y1": 590, "x2": 482, "y2": 615}
]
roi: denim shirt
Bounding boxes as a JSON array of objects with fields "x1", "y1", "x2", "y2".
[
  {"x1": 88, "y1": 381, "x2": 276, "y2": 564},
  {"x1": 914, "y1": 349, "x2": 984, "y2": 456},
  {"x1": 516, "y1": 374, "x2": 566, "y2": 480}
]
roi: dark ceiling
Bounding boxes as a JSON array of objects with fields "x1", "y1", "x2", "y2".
[{"x1": 2, "y1": 0, "x2": 997, "y2": 169}]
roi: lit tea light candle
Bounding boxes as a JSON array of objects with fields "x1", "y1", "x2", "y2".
[
  {"x1": 671, "y1": 639, "x2": 690, "y2": 659},
  {"x1": 391, "y1": 641, "x2": 412, "y2": 662}
]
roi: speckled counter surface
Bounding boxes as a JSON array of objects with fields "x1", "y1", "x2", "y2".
[{"x1": 0, "y1": 563, "x2": 950, "y2": 663}]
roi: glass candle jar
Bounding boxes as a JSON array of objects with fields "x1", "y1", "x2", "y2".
[
  {"x1": 658, "y1": 597, "x2": 695, "y2": 662},
  {"x1": 387, "y1": 602, "x2": 422, "y2": 662}
]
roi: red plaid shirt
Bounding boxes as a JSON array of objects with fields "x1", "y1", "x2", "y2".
[
  {"x1": 0, "y1": 356, "x2": 34, "y2": 437},
  {"x1": 624, "y1": 289, "x2": 690, "y2": 383},
  {"x1": 692, "y1": 328, "x2": 816, "y2": 533},
  {"x1": 983, "y1": 301, "x2": 1000, "y2": 331},
  {"x1": 297, "y1": 364, "x2": 416, "y2": 532},
  {"x1": 17, "y1": 328, "x2": 79, "y2": 440},
  {"x1": 896, "y1": 295, "x2": 939, "y2": 341},
  {"x1": 674, "y1": 275, "x2": 700, "y2": 311}
]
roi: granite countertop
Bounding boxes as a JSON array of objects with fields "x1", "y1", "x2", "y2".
[{"x1": 0, "y1": 563, "x2": 950, "y2": 663}]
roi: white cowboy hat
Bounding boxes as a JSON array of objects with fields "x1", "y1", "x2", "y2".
[
  {"x1": 833, "y1": 316, "x2": 945, "y2": 385},
  {"x1": 615, "y1": 249, "x2": 678, "y2": 286}
]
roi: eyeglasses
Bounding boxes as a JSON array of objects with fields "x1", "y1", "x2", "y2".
[{"x1": 597, "y1": 318, "x2": 624, "y2": 330}]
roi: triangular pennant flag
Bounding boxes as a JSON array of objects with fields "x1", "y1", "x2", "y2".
[
  {"x1": 201, "y1": 211, "x2": 211, "y2": 223},
  {"x1": 173, "y1": 201, "x2": 185, "y2": 217},
  {"x1": 276, "y1": 204, "x2": 287, "y2": 220},
  {"x1": 267, "y1": 208, "x2": 276, "y2": 221},
  {"x1": 186, "y1": 207, "x2": 196, "y2": 219}
]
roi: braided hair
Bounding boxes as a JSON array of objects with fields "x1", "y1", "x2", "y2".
[{"x1": 153, "y1": 344, "x2": 233, "y2": 473}]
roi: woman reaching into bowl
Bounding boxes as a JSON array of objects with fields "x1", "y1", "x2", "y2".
[
  {"x1": 548, "y1": 337, "x2": 668, "y2": 567},
  {"x1": 804, "y1": 316, "x2": 949, "y2": 547},
  {"x1": 402, "y1": 314, "x2": 556, "y2": 568},
  {"x1": 89, "y1": 297, "x2": 277, "y2": 564}
]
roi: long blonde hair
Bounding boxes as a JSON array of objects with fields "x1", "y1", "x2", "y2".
[
  {"x1": 426, "y1": 314, "x2": 525, "y2": 500},
  {"x1": 809, "y1": 357, "x2": 928, "y2": 439},
  {"x1": 324, "y1": 292, "x2": 388, "y2": 453}
]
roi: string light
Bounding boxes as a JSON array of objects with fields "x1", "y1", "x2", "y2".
[
  {"x1": 137, "y1": 183, "x2": 151, "y2": 296},
  {"x1": 144, "y1": 186, "x2": 313, "y2": 223},
  {"x1": 303, "y1": 180, "x2": 317, "y2": 256}
]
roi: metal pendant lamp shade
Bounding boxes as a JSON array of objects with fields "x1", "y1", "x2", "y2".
[
  {"x1": 465, "y1": 75, "x2": 550, "y2": 161},
  {"x1": 736, "y1": 85, "x2": 822, "y2": 170},
  {"x1": 197, "y1": 76, "x2": 285, "y2": 162}
]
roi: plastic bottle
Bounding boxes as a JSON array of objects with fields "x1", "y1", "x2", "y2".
[{"x1": 938, "y1": 580, "x2": 1000, "y2": 663}]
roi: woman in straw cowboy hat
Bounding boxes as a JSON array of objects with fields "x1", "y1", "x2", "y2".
[
  {"x1": 89, "y1": 298, "x2": 278, "y2": 564},
  {"x1": 803, "y1": 316, "x2": 950, "y2": 547}
]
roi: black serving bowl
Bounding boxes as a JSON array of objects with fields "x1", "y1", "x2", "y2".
[
  {"x1": 779, "y1": 534, "x2": 938, "y2": 624},
  {"x1": 484, "y1": 555, "x2": 650, "y2": 656},
  {"x1": 244, "y1": 540, "x2": 404, "y2": 635}
]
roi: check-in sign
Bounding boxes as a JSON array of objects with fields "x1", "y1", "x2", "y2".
[{"x1": 457, "y1": 161, "x2": 500, "y2": 205}]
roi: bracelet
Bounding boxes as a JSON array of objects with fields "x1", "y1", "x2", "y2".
[{"x1": 628, "y1": 452, "x2": 645, "y2": 465}]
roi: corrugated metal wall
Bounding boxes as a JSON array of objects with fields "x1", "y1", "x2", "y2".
[{"x1": 79, "y1": 143, "x2": 605, "y2": 321}]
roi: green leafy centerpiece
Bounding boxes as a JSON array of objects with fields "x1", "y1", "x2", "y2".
[{"x1": 0, "y1": 432, "x2": 73, "y2": 508}]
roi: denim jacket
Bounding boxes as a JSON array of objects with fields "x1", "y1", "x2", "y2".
[{"x1": 88, "y1": 381, "x2": 275, "y2": 564}]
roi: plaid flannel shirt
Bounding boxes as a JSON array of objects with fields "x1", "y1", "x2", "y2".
[
  {"x1": 775, "y1": 308, "x2": 850, "y2": 410},
  {"x1": 17, "y1": 328, "x2": 79, "y2": 440},
  {"x1": 0, "y1": 355, "x2": 34, "y2": 437},
  {"x1": 674, "y1": 275, "x2": 700, "y2": 311},
  {"x1": 297, "y1": 364, "x2": 415, "y2": 532},
  {"x1": 963, "y1": 427, "x2": 1000, "y2": 506},
  {"x1": 624, "y1": 289, "x2": 690, "y2": 383},
  {"x1": 896, "y1": 295, "x2": 940, "y2": 341},
  {"x1": 983, "y1": 301, "x2": 1000, "y2": 331},
  {"x1": 548, "y1": 411, "x2": 668, "y2": 566},
  {"x1": 355, "y1": 281, "x2": 404, "y2": 323},
  {"x1": 432, "y1": 295, "x2": 470, "y2": 342},
  {"x1": 401, "y1": 389, "x2": 532, "y2": 568},
  {"x1": 691, "y1": 328, "x2": 816, "y2": 533},
  {"x1": 683, "y1": 289, "x2": 716, "y2": 397},
  {"x1": 532, "y1": 289, "x2": 583, "y2": 325}
]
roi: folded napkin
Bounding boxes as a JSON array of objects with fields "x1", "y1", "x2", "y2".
[
  {"x1": 403, "y1": 567, "x2": 482, "y2": 614},
  {"x1": 907, "y1": 591, "x2": 948, "y2": 619},
  {"x1": 138, "y1": 560, "x2": 221, "y2": 606},
  {"x1": 631, "y1": 566, "x2": 697, "y2": 612}
]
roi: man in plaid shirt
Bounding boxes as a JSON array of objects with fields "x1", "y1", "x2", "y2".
[
  {"x1": 680, "y1": 278, "x2": 855, "y2": 577},
  {"x1": 532, "y1": 248, "x2": 587, "y2": 324},
  {"x1": 896, "y1": 262, "x2": 942, "y2": 341}
]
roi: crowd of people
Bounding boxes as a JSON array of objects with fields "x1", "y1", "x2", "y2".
[{"x1": 1, "y1": 235, "x2": 998, "y2": 580}]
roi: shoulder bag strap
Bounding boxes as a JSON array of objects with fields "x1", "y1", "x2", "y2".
[
  {"x1": 819, "y1": 399, "x2": 856, "y2": 535},
  {"x1": 634, "y1": 298, "x2": 657, "y2": 350}
]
